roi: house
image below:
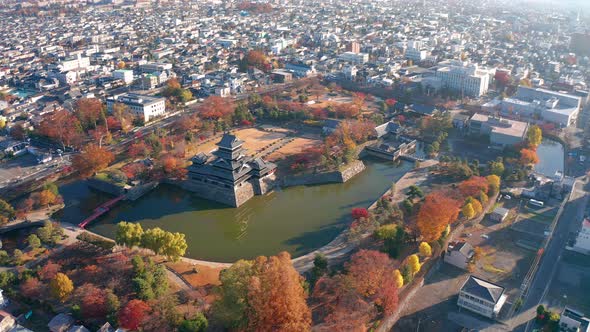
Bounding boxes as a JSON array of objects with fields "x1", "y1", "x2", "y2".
[
  {"x1": 48, "y1": 313, "x2": 74, "y2": 332},
  {"x1": 408, "y1": 104, "x2": 438, "y2": 117},
  {"x1": 559, "y1": 306, "x2": 590, "y2": 332},
  {"x1": 96, "y1": 323, "x2": 115, "y2": 332},
  {"x1": 66, "y1": 326, "x2": 90, "y2": 332},
  {"x1": 490, "y1": 207, "x2": 510, "y2": 223},
  {"x1": 0, "y1": 311, "x2": 15, "y2": 332},
  {"x1": 457, "y1": 275, "x2": 507, "y2": 319},
  {"x1": 374, "y1": 121, "x2": 401, "y2": 138},
  {"x1": 444, "y1": 241, "x2": 474, "y2": 270}
]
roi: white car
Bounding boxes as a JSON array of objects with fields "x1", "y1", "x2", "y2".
[{"x1": 481, "y1": 234, "x2": 490, "y2": 239}]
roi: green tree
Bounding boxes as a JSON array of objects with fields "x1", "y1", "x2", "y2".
[
  {"x1": 115, "y1": 221, "x2": 144, "y2": 247},
  {"x1": 179, "y1": 313, "x2": 208, "y2": 332},
  {"x1": 0, "y1": 199, "x2": 15, "y2": 224},
  {"x1": 27, "y1": 234, "x2": 41, "y2": 249},
  {"x1": 0, "y1": 271, "x2": 15, "y2": 288},
  {"x1": 489, "y1": 160, "x2": 505, "y2": 177},
  {"x1": 13, "y1": 249, "x2": 23, "y2": 265},
  {"x1": 407, "y1": 185, "x2": 424, "y2": 199},
  {"x1": 141, "y1": 227, "x2": 168, "y2": 254},
  {"x1": 160, "y1": 231, "x2": 188, "y2": 262},
  {"x1": 36, "y1": 221, "x2": 61, "y2": 244},
  {"x1": 310, "y1": 253, "x2": 328, "y2": 287},
  {"x1": 212, "y1": 260, "x2": 254, "y2": 330}
]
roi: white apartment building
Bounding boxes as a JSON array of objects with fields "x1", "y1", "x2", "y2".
[
  {"x1": 58, "y1": 54, "x2": 90, "y2": 72},
  {"x1": 457, "y1": 276, "x2": 507, "y2": 319},
  {"x1": 435, "y1": 60, "x2": 494, "y2": 97},
  {"x1": 106, "y1": 93, "x2": 166, "y2": 122},
  {"x1": 338, "y1": 51, "x2": 369, "y2": 64},
  {"x1": 573, "y1": 219, "x2": 590, "y2": 255},
  {"x1": 112, "y1": 70, "x2": 134, "y2": 84}
]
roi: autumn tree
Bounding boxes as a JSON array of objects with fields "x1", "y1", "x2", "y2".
[
  {"x1": 393, "y1": 269, "x2": 404, "y2": 288},
  {"x1": 247, "y1": 252, "x2": 311, "y2": 332},
  {"x1": 351, "y1": 208, "x2": 369, "y2": 220},
  {"x1": 489, "y1": 159, "x2": 505, "y2": 177},
  {"x1": 115, "y1": 221, "x2": 144, "y2": 247},
  {"x1": 118, "y1": 299, "x2": 151, "y2": 331},
  {"x1": 465, "y1": 196, "x2": 483, "y2": 215},
  {"x1": 198, "y1": 96, "x2": 235, "y2": 120},
  {"x1": 246, "y1": 50, "x2": 271, "y2": 72},
  {"x1": 20, "y1": 277, "x2": 42, "y2": 298},
  {"x1": 112, "y1": 102, "x2": 135, "y2": 133},
  {"x1": 520, "y1": 148, "x2": 539, "y2": 165},
  {"x1": 462, "y1": 203, "x2": 476, "y2": 219},
  {"x1": 38, "y1": 261, "x2": 61, "y2": 280},
  {"x1": 407, "y1": 254, "x2": 421, "y2": 276},
  {"x1": 76, "y1": 283, "x2": 108, "y2": 319},
  {"x1": 458, "y1": 176, "x2": 489, "y2": 197},
  {"x1": 419, "y1": 242, "x2": 432, "y2": 257},
  {"x1": 49, "y1": 272, "x2": 74, "y2": 302},
  {"x1": 417, "y1": 191, "x2": 460, "y2": 241},
  {"x1": 75, "y1": 98, "x2": 104, "y2": 130},
  {"x1": 526, "y1": 125, "x2": 542, "y2": 148},
  {"x1": 72, "y1": 144, "x2": 115, "y2": 178},
  {"x1": 37, "y1": 109, "x2": 83, "y2": 150},
  {"x1": 487, "y1": 175, "x2": 501, "y2": 195}
]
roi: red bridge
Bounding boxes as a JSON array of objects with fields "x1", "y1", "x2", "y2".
[{"x1": 78, "y1": 195, "x2": 126, "y2": 229}]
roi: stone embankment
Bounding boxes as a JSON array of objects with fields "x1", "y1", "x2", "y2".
[{"x1": 281, "y1": 160, "x2": 366, "y2": 187}]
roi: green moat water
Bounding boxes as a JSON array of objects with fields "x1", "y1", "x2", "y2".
[{"x1": 56, "y1": 159, "x2": 412, "y2": 262}]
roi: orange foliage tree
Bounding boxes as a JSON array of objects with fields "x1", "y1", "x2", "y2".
[
  {"x1": 72, "y1": 144, "x2": 115, "y2": 178},
  {"x1": 458, "y1": 176, "x2": 489, "y2": 197},
  {"x1": 198, "y1": 96, "x2": 236, "y2": 120},
  {"x1": 247, "y1": 252, "x2": 311, "y2": 331},
  {"x1": 75, "y1": 98, "x2": 104, "y2": 130},
  {"x1": 118, "y1": 299, "x2": 151, "y2": 331},
  {"x1": 417, "y1": 191, "x2": 460, "y2": 241},
  {"x1": 519, "y1": 148, "x2": 539, "y2": 165}
]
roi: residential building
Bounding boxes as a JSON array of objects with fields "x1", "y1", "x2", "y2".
[
  {"x1": 559, "y1": 307, "x2": 590, "y2": 332},
  {"x1": 58, "y1": 54, "x2": 90, "y2": 72},
  {"x1": 184, "y1": 133, "x2": 277, "y2": 207},
  {"x1": 457, "y1": 275, "x2": 507, "y2": 319},
  {"x1": 501, "y1": 86, "x2": 581, "y2": 127},
  {"x1": 572, "y1": 218, "x2": 590, "y2": 255},
  {"x1": 434, "y1": 60, "x2": 494, "y2": 97},
  {"x1": 112, "y1": 70, "x2": 134, "y2": 84},
  {"x1": 106, "y1": 93, "x2": 166, "y2": 122},
  {"x1": 490, "y1": 207, "x2": 509, "y2": 223},
  {"x1": 444, "y1": 241, "x2": 474, "y2": 270},
  {"x1": 338, "y1": 52, "x2": 369, "y2": 64},
  {"x1": 468, "y1": 113, "x2": 529, "y2": 148},
  {"x1": 285, "y1": 62, "x2": 316, "y2": 77},
  {"x1": 48, "y1": 314, "x2": 75, "y2": 332}
]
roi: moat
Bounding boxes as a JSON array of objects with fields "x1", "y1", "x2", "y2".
[{"x1": 55, "y1": 159, "x2": 412, "y2": 262}]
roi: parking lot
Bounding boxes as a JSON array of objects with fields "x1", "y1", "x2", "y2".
[{"x1": 0, "y1": 153, "x2": 65, "y2": 189}]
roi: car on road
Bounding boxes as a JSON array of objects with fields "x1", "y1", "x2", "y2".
[{"x1": 481, "y1": 234, "x2": 490, "y2": 239}]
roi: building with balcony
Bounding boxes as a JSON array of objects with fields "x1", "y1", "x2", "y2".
[
  {"x1": 457, "y1": 275, "x2": 507, "y2": 319},
  {"x1": 106, "y1": 93, "x2": 166, "y2": 122}
]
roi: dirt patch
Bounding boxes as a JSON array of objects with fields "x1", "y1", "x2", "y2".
[
  {"x1": 166, "y1": 261, "x2": 223, "y2": 288},
  {"x1": 233, "y1": 127, "x2": 286, "y2": 152},
  {"x1": 265, "y1": 137, "x2": 322, "y2": 162}
]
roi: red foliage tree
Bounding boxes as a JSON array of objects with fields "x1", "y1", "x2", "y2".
[
  {"x1": 351, "y1": 208, "x2": 369, "y2": 220},
  {"x1": 20, "y1": 277, "x2": 42, "y2": 298},
  {"x1": 118, "y1": 299, "x2": 150, "y2": 331},
  {"x1": 246, "y1": 50, "x2": 270, "y2": 72},
  {"x1": 128, "y1": 141, "x2": 152, "y2": 159},
  {"x1": 38, "y1": 262, "x2": 61, "y2": 281},
  {"x1": 385, "y1": 98, "x2": 397, "y2": 107},
  {"x1": 75, "y1": 98, "x2": 104, "y2": 129},
  {"x1": 345, "y1": 250, "x2": 397, "y2": 299},
  {"x1": 37, "y1": 109, "x2": 83, "y2": 149},
  {"x1": 417, "y1": 191, "x2": 460, "y2": 241},
  {"x1": 458, "y1": 176, "x2": 489, "y2": 197},
  {"x1": 198, "y1": 96, "x2": 235, "y2": 120},
  {"x1": 76, "y1": 283, "x2": 108, "y2": 319}
]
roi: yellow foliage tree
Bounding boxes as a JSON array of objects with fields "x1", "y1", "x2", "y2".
[
  {"x1": 526, "y1": 125, "x2": 542, "y2": 147},
  {"x1": 393, "y1": 269, "x2": 404, "y2": 288},
  {"x1": 462, "y1": 203, "x2": 476, "y2": 219},
  {"x1": 487, "y1": 175, "x2": 501, "y2": 194},
  {"x1": 419, "y1": 242, "x2": 432, "y2": 257},
  {"x1": 407, "y1": 254, "x2": 421, "y2": 276},
  {"x1": 50, "y1": 273, "x2": 74, "y2": 302}
]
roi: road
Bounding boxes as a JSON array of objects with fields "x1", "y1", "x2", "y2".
[{"x1": 511, "y1": 179, "x2": 588, "y2": 331}]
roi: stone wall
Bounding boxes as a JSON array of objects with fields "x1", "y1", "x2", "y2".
[
  {"x1": 281, "y1": 160, "x2": 366, "y2": 187},
  {"x1": 234, "y1": 181, "x2": 256, "y2": 207},
  {"x1": 86, "y1": 178, "x2": 126, "y2": 196},
  {"x1": 182, "y1": 180, "x2": 240, "y2": 207},
  {"x1": 126, "y1": 182, "x2": 159, "y2": 201}
]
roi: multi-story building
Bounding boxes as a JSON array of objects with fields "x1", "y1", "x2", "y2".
[
  {"x1": 501, "y1": 86, "x2": 581, "y2": 127},
  {"x1": 106, "y1": 93, "x2": 166, "y2": 122},
  {"x1": 184, "y1": 134, "x2": 276, "y2": 207},
  {"x1": 468, "y1": 113, "x2": 529, "y2": 148},
  {"x1": 338, "y1": 51, "x2": 369, "y2": 64},
  {"x1": 457, "y1": 276, "x2": 507, "y2": 319},
  {"x1": 435, "y1": 60, "x2": 494, "y2": 97},
  {"x1": 58, "y1": 54, "x2": 90, "y2": 72},
  {"x1": 559, "y1": 307, "x2": 590, "y2": 332},
  {"x1": 112, "y1": 69, "x2": 134, "y2": 84},
  {"x1": 572, "y1": 218, "x2": 590, "y2": 255}
]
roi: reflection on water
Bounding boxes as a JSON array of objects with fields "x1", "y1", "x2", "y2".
[
  {"x1": 56, "y1": 159, "x2": 412, "y2": 262},
  {"x1": 535, "y1": 139, "x2": 565, "y2": 178}
]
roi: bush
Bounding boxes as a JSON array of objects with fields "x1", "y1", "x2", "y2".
[
  {"x1": 179, "y1": 313, "x2": 208, "y2": 332},
  {"x1": 76, "y1": 232, "x2": 115, "y2": 250}
]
